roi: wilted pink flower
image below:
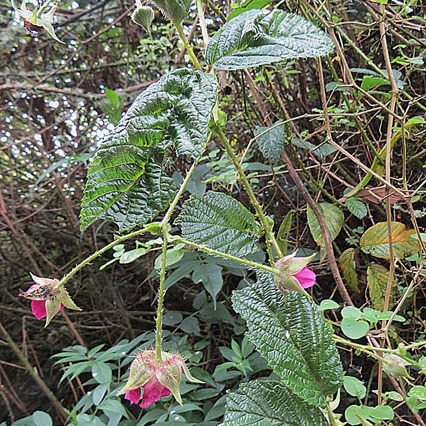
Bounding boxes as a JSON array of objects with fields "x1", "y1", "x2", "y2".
[
  {"x1": 293, "y1": 266, "x2": 316, "y2": 289},
  {"x1": 30, "y1": 299, "x2": 64, "y2": 320},
  {"x1": 19, "y1": 274, "x2": 81, "y2": 326},
  {"x1": 274, "y1": 252, "x2": 316, "y2": 292},
  {"x1": 125, "y1": 377, "x2": 171, "y2": 408},
  {"x1": 117, "y1": 349, "x2": 202, "y2": 408}
]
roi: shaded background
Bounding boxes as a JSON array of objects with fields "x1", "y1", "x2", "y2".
[{"x1": 1, "y1": 0, "x2": 425, "y2": 424}]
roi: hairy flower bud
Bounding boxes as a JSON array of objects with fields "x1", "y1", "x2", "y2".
[
  {"x1": 274, "y1": 252, "x2": 316, "y2": 293},
  {"x1": 117, "y1": 349, "x2": 202, "y2": 408},
  {"x1": 132, "y1": 1, "x2": 154, "y2": 34},
  {"x1": 19, "y1": 274, "x2": 81, "y2": 327}
]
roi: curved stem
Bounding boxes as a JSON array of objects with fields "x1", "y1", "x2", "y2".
[
  {"x1": 57, "y1": 226, "x2": 150, "y2": 290},
  {"x1": 154, "y1": 137, "x2": 211, "y2": 358},
  {"x1": 215, "y1": 125, "x2": 283, "y2": 263},
  {"x1": 196, "y1": 0, "x2": 209, "y2": 49},
  {"x1": 176, "y1": 23, "x2": 202, "y2": 71},
  {"x1": 155, "y1": 225, "x2": 168, "y2": 362}
]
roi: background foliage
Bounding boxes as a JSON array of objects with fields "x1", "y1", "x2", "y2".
[{"x1": 0, "y1": 0, "x2": 425, "y2": 424}]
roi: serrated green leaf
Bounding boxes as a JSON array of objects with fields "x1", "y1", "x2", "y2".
[
  {"x1": 339, "y1": 248, "x2": 360, "y2": 294},
  {"x1": 254, "y1": 123, "x2": 286, "y2": 163},
  {"x1": 223, "y1": 379, "x2": 328, "y2": 425},
  {"x1": 345, "y1": 197, "x2": 367, "y2": 219},
  {"x1": 232, "y1": 272, "x2": 343, "y2": 407},
  {"x1": 360, "y1": 222, "x2": 419, "y2": 259},
  {"x1": 206, "y1": 9, "x2": 334, "y2": 70},
  {"x1": 175, "y1": 191, "x2": 261, "y2": 258},
  {"x1": 367, "y1": 263, "x2": 397, "y2": 311},
  {"x1": 80, "y1": 69, "x2": 217, "y2": 232},
  {"x1": 307, "y1": 203, "x2": 344, "y2": 247}
]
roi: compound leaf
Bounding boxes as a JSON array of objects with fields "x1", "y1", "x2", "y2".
[
  {"x1": 360, "y1": 222, "x2": 419, "y2": 259},
  {"x1": 232, "y1": 272, "x2": 343, "y2": 407},
  {"x1": 223, "y1": 379, "x2": 328, "y2": 425},
  {"x1": 80, "y1": 69, "x2": 217, "y2": 232},
  {"x1": 176, "y1": 191, "x2": 261, "y2": 258},
  {"x1": 206, "y1": 9, "x2": 334, "y2": 70}
]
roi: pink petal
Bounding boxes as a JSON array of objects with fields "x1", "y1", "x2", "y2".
[
  {"x1": 31, "y1": 300, "x2": 47, "y2": 319},
  {"x1": 293, "y1": 266, "x2": 316, "y2": 289},
  {"x1": 30, "y1": 301, "x2": 64, "y2": 320},
  {"x1": 139, "y1": 377, "x2": 171, "y2": 408},
  {"x1": 124, "y1": 387, "x2": 141, "y2": 404}
]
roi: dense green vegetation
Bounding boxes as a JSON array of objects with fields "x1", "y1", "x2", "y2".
[{"x1": 0, "y1": 1, "x2": 425, "y2": 425}]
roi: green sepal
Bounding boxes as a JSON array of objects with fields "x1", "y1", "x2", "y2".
[
  {"x1": 275, "y1": 252, "x2": 316, "y2": 276},
  {"x1": 181, "y1": 361, "x2": 203, "y2": 384},
  {"x1": 116, "y1": 355, "x2": 152, "y2": 396},
  {"x1": 158, "y1": 362, "x2": 182, "y2": 405},
  {"x1": 274, "y1": 273, "x2": 305, "y2": 294},
  {"x1": 57, "y1": 288, "x2": 82, "y2": 311},
  {"x1": 44, "y1": 298, "x2": 63, "y2": 327}
]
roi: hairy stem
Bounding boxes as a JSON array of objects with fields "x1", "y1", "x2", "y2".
[
  {"x1": 176, "y1": 23, "x2": 202, "y2": 71},
  {"x1": 154, "y1": 137, "x2": 211, "y2": 357},
  {"x1": 215, "y1": 125, "x2": 283, "y2": 263},
  {"x1": 58, "y1": 226, "x2": 150, "y2": 289}
]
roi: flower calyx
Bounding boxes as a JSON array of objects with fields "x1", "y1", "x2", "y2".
[
  {"x1": 19, "y1": 273, "x2": 81, "y2": 327},
  {"x1": 117, "y1": 349, "x2": 202, "y2": 408},
  {"x1": 132, "y1": 1, "x2": 154, "y2": 34},
  {"x1": 11, "y1": 0, "x2": 64, "y2": 43},
  {"x1": 274, "y1": 252, "x2": 317, "y2": 293}
]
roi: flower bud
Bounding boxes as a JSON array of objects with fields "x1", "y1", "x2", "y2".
[
  {"x1": 19, "y1": 273, "x2": 81, "y2": 327},
  {"x1": 274, "y1": 252, "x2": 316, "y2": 293},
  {"x1": 117, "y1": 349, "x2": 202, "y2": 408},
  {"x1": 132, "y1": 2, "x2": 154, "y2": 34}
]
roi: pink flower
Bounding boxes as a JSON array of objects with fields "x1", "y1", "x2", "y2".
[
  {"x1": 19, "y1": 274, "x2": 81, "y2": 326},
  {"x1": 117, "y1": 349, "x2": 202, "y2": 408},
  {"x1": 30, "y1": 299, "x2": 64, "y2": 320},
  {"x1": 125, "y1": 377, "x2": 171, "y2": 408},
  {"x1": 274, "y1": 252, "x2": 317, "y2": 293},
  {"x1": 293, "y1": 266, "x2": 316, "y2": 289}
]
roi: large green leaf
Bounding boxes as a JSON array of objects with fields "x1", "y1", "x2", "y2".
[
  {"x1": 360, "y1": 222, "x2": 419, "y2": 259},
  {"x1": 307, "y1": 203, "x2": 344, "y2": 247},
  {"x1": 206, "y1": 9, "x2": 334, "y2": 70},
  {"x1": 80, "y1": 69, "x2": 217, "y2": 232},
  {"x1": 232, "y1": 272, "x2": 343, "y2": 407},
  {"x1": 175, "y1": 191, "x2": 261, "y2": 257},
  {"x1": 223, "y1": 379, "x2": 328, "y2": 425},
  {"x1": 254, "y1": 123, "x2": 286, "y2": 164},
  {"x1": 367, "y1": 263, "x2": 397, "y2": 311}
]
